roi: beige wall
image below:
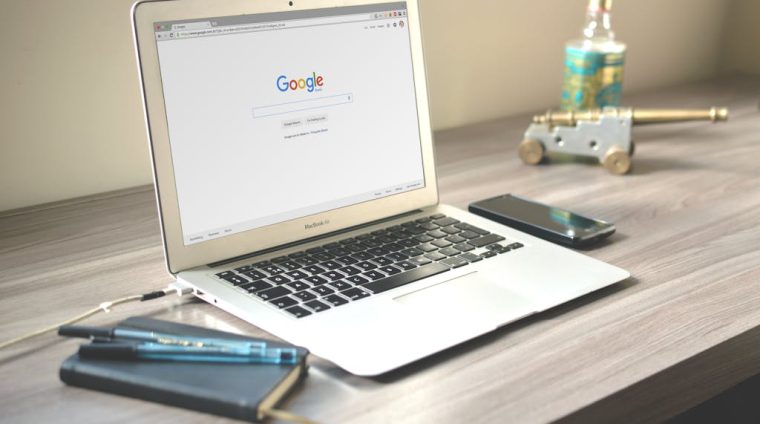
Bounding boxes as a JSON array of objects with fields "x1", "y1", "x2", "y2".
[
  {"x1": 720, "y1": 0, "x2": 760, "y2": 75},
  {"x1": 0, "y1": 0, "x2": 752, "y2": 212}
]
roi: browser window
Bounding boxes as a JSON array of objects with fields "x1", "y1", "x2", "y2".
[{"x1": 154, "y1": 2, "x2": 424, "y2": 245}]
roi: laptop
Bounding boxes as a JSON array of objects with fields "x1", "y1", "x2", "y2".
[{"x1": 132, "y1": 0, "x2": 629, "y2": 376}]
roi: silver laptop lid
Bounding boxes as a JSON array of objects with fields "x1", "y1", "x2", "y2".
[{"x1": 133, "y1": 0, "x2": 438, "y2": 273}]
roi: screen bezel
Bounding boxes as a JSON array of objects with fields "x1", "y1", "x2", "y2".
[{"x1": 132, "y1": 0, "x2": 438, "y2": 274}]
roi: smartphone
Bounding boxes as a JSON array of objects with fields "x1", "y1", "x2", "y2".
[{"x1": 468, "y1": 194, "x2": 615, "y2": 247}]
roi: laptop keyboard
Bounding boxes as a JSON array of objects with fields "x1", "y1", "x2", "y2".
[{"x1": 213, "y1": 214, "x2": 523, "y2": 318}]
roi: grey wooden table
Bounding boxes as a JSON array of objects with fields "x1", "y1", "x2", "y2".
[{"x1": 1, "y1": 77, "x2": 759, "y2": 423}]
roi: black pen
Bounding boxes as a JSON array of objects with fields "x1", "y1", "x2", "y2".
[{"x1": 78, "y1": 342, "x2": 298, "y2": 364}]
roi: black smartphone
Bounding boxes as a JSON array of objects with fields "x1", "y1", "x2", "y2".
[{"x1": 469, "y1": 194, "x2": 615, "y2": 247}]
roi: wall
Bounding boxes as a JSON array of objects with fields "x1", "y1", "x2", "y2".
[
  {"x1": 0, "y1": 0, "x2": 747, "y2": 212},
  {"x1": 720, "y1": 0, "x2": 760, "y2": 75}
]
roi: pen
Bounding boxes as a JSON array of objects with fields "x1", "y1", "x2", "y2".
[
  {"x1": 78, "y1": 342, "x2": 299, "y2": 364},
  {"x1": 59, "y1": 325, "x2": 265, "y2": 352}
]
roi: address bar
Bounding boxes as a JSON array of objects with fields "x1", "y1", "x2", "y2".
[{"x1": 175, "y1": 14, "x2": 373, "y2": 38}]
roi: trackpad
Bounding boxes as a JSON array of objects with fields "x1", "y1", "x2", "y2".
[{"x1": 393, "y1": 272, "x2": 537, "y2": 323}]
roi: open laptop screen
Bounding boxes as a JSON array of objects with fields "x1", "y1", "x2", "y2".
[{"x1": 153, "y1": 2, "x2": 424, "y2": 246}]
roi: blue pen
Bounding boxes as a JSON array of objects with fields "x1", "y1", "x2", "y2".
[
  {"x1": 78, "y1": 342, "x2": 299, "y2": 364},
  {"x1": 59, "y1": 325, "x2": 265, "y2": 352}
]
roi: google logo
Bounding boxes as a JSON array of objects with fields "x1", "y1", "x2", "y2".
[{"x1": 276, "y1": 73, "x2": 324, "y2": 93}]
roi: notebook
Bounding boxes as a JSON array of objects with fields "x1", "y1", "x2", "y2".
[{"x1": 59, "y1": 317, "x2": 308, "y2": 422}]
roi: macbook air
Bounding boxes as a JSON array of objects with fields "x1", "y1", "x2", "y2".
[{"x1": 132, "y1": 0, "x2": 630, "y2": 376}]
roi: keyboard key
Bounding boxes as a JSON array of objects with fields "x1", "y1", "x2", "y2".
[
  {"x1": 356, "y1": 234, "x2": 373, "y2": 241},
  {"x1": 341, "y1": 287, "x2": 371, "y2": 301},
  {"x1": 328, "y1": 280, "x2": 353, "y2": 291},
  {"x1": 312, "y1": 252, "x2": 335, "y2": 262},
  {"x1": 328, "y1": 247, "x2": 351, "y2": 257},
  {"x1": 432, "y1": 239, "x2": 452, "y2": 248},
  {"x1": 414, "y1": 234, "x2": 435, "y2": 243},
  {"x1": 384, "y1": 242, "x2": 404, "y2": 252},
  {"x1": 294, "y1": 256, "x2": 319, "y2": 266},
  {"x1": 234, "y1": 265, "x2": 253, "y2": 273},
  {"x1": 215, "y1": 271, "x2": 236, "y2": 279},
  {"x1": 430, "y1": 213, "x2": 446, "y2": 219},
  {"x1": 433, "y1": 217, "x2": 460, "y2": 227},
  {"x1": 240, "y1": 280, "x2": 273, "y2": 293},
  {"x1": 279, "y1": 261, "x2": 301, "y2": 271},
  {"x1": 242, "y1": 270, "x2": 267, "y2": 280},
  {"x1": 398, "y1": 239, "x2": 419, "y2": 247},
  {"x1": 321, "y1": 260, "x2": 343, "y2": 270},
  {"x1": 370, "y1": 257, "x2": 393, "y2": 266},
  {"x1": 293, "y1": 290, "x2": 317, "y2": 302},
  {"x1": 256, "y1": 286, "x2": 292, "y2": 301},
  {"x1": 338, "y1": 265, "x2": 362, "y2": 276},
  {"x1": 480, "y1": 251, "x2": 497, "y2": 259},
  {"x1": 286, "y1": 270, "x2": 309, "y2": 280},
  {"x1": 312, "y1": 285, "x2": 335, "y2": 296},
  {"x1": 408, "y1": 256, "x2": 432, "y2": 266},
  {"x1": 387, "y1": 252, "x2": 408, "y2": 261},
  {"x1": 346, "y1": 275, "x2": 369, "y2": 285},
  {"x1": 363, "y1": 263, "x2": 450, "y2": 294},
  {"x1": 454, "y1": 243, "x2": 475, "y2": 252},
  {"x1": 379, "y1": 265, "x2": 402, "y2": 275},
  {"x1": 446, "y1": 234, "x2": 467, "y2": 244},
  {"x1": 303, "y1": 265, "x2": 326, "y2": 275},
  {"x1": 441, "y1": 226, "x2": 461, "y2": 235},
  {"x1": 424, "y1": 252, "x2": 448, "y2": 261},
  {"x1": 439, "y1": 247, "x2": 461, "y2": 256},
  {"x1": 368, "y1": 247, "x2": 390, "y2": 256},
  {"x1": 401, "y1": 248, "x2": 424, "y2": 257},
  {"x1": 346, "y1": 244, "x2": 365, "y2": 253},
  {"x1": 339, "y1": 237, "x2": 356, "y2": 245},
  {"x1": 305, "y1": 275, "x2": 328, "y2": 286},
  {"x1": 352, "y1": 251, "x2": 374, "y2": 261},
  {"x1": 415, "y1": 217, "x2": 432, "y2": 223},
  {"x1": 322, "y1": 270, "x2": 345, "y2": 281},
  {"x1": 405, "y1": 226, "x2": 427, "y2": 235},
  {"x1": 285, "y1": 281, "x2": 311, "y2": 292},
  {"x1": 374, "y1": 235, "x2": 394, "y2": 244},
  {"x1": 459, "y1": 230, "x2": 481, "y2": 239},
  {"x1": 323, "y1": 242, "x2": 340, "y2": 249},
  {"x1": 419, "y1": 222, "x2": 438, "y2": 231},
  {"x1": 288, "y1": 251, "x2": 307, "y2": 258},
  {"x1": 306, "y1": 247, "x2": 326, "y2": 254},
  {"x1": 323, "y1": 294, "x2": 349, "y2": 307},
  {"x1": 262, "y1": 264, "x2": 285, "y2": 275},
  {"x1": 363, "y1": 270, "x2": 386, "y2": 281},
  {"x1": 396, "y1": 261, "x2": 417, "y2": 271},
  {"x1": 270, "y1": 296, "x2": 298, "y2": 309},
  {"x1": 486, "y1": 243, "x2": 506, "y2": 252},
  {"x1": 417, "y1": 243, "x2": 438, "y2": 252},
  {"x1": 356, "y1": 261, "x2": 377, "y2": 271},
  {"x1": 252, "y1": 260, "x2": 270, "y2": 268},
  {"x1": 271, "y1": 256, "x2": 289, "y2": 264},
  {"x1": 265, "y1": 275, "x2": 291, "y2": 285},
  {"x1": 508, "y1": 242, "x2": 524, "y2": 250},
  {"x1": 441, "y1": 256, "x2": 468, "y2": 268},
  {"x1": 361, "y1": 239, "x2": 383, "y2": 248},
  {"x1": 335, "y1": 255, "x2": 359, "y2": 265},
  {"x1": 219, "y1": 274, "x2": 248, "y2": 286},
  {"x1": 304, "y1": 300, "x2": 331, "y2": 312},
  {"x1": 284, "y1": 305, "x2": 312, "y2": 318},
  {"x1": 427, "y1": 230, "x2": 448, "y2": 239},
  {"x1": 468, "y1": 233, "x2": 506, "y2": 248},
  {"x1": 458, "y1": 252, "x2": 483, "y2": 262}
]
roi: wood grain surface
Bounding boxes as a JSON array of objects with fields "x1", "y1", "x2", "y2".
[{"x1": 1, "y1": 77, "x2": 759, "y2": 423}]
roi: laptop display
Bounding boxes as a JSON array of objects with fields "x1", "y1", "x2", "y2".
[{"x1": 153, "y1": 2, "x2": 424, "y2": 246}]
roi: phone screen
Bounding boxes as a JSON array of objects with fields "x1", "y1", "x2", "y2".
[{"x1": 475, "y1": 195, "x2": 611, "y2": 239}]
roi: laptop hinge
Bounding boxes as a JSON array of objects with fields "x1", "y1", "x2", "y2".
[{"x1": 207, "y1": 209, "x2": 424, "y2": 268}]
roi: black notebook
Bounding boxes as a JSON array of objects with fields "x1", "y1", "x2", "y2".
[{"x1": 59, "y1": 317, "x2": 308, "y2": 422}]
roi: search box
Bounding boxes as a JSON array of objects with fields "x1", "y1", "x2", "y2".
[{"x1": 253, "y1": 93, "x2": 353, "y2": 118}]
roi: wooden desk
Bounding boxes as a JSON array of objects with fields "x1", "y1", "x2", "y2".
[{"x1": 1, "y1": 77, "x2": 759, "y2": 423}]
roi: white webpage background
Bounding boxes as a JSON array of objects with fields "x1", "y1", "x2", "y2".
[{"x1": 157, "y1": 17, "x2": 424, "y2": 244}]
